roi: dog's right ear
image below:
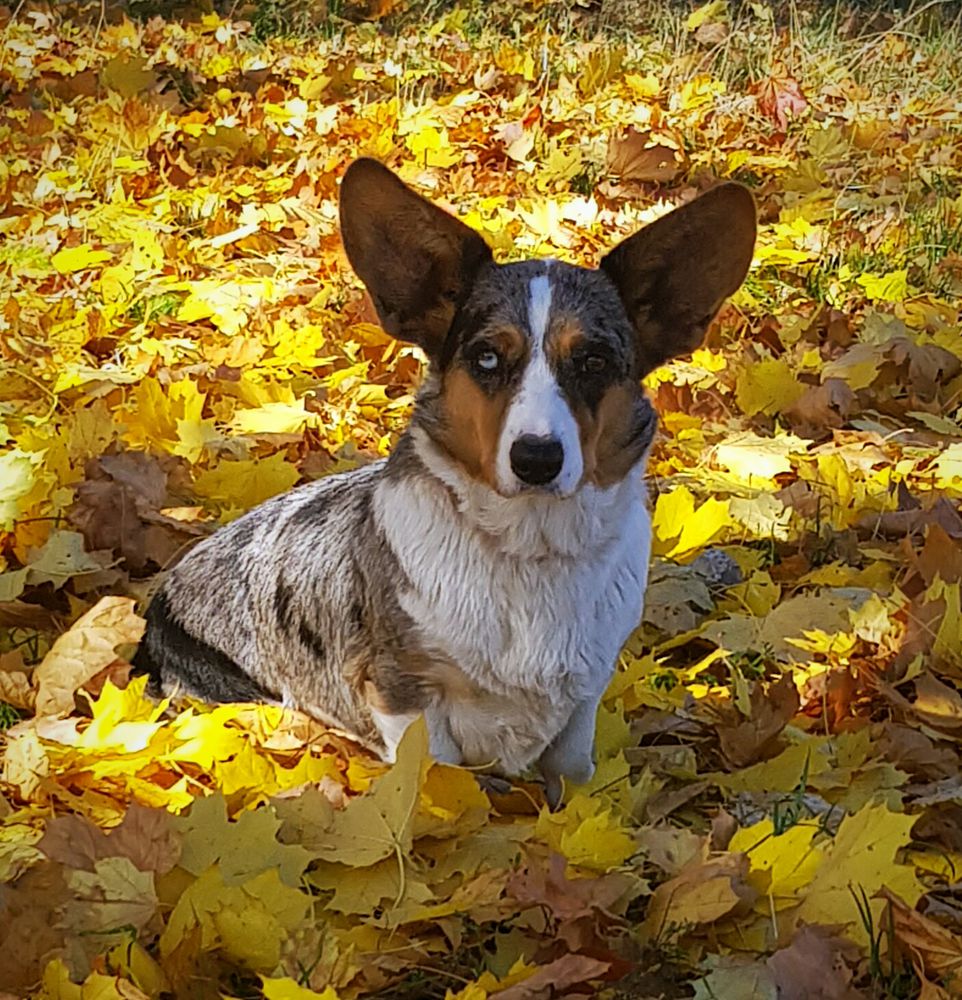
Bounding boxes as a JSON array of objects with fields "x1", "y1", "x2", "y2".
[{"x1": 339, "y1": 159, "x2": 493, "y2": 360}]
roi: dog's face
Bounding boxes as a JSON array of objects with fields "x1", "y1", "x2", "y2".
[
  {"x1": 428, "y1": 258, "x2": 652, "y2": 497},
  {"x1": 340, "y1": 159, "x2": 756, "y2": 498}
]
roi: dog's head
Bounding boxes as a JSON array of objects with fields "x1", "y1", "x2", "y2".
[{"x1": 340, "y1": 158, "x2": 756, "y2": 498}]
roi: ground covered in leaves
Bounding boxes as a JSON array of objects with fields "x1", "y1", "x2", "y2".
[{"x1": 2, "y1": 0, "x2": 962, "y2": 997}]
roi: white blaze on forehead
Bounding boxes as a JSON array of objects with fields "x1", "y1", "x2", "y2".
[
  {"x1": 527, "y1": 274, "x2": 552, "y2": 341},
  {"x1": 494, "y1": 269, "x2": 585, "y2": 496}
]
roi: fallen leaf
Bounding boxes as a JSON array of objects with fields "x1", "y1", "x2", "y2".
[{"x1": 34, "y1": 597, "x2": 145, "y2": 716}]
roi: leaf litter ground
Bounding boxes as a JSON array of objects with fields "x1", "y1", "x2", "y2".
[{"x1": 1, "y1": 1, "x2": 962, "y2": 997}]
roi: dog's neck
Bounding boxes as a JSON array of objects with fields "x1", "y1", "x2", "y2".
[{"x1": 381, "y1": 426, "x2": 646, "y2": 560}]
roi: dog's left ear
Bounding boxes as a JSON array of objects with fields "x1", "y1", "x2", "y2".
[
  {"x1": 340, "y1": 158, "x2": 493, "y2": 360},
  {"x1": 600, "y1": 182, "x2": 756, "y2": 372}
]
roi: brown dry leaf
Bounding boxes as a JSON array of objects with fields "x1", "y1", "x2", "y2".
[
  {"x1": 100, "y1": 53, "x2": 157, "y2": 97},
  {"x1": 861, "y1": 491, "x2": 962, "y2": 541},
  {"x1": 492, "y1": 953, "x2": 611, "y2": 999},
  {"x1": 918, "y1": 976, "x2": 954, "y2": 1000},
  {"x1": 879, "y1": 887, "x2": 962, "y2": 981},
  {"x1": 694, "y1": 20, "x2": 728, "y2": 45},
  {"x1": 715, "y1": 673, "x2": 800, "y2": 768},
  {"x1": 33, "y1": 597, "x2": 145, "y2": 715},
  {"x1": 911, "y1": 673, "x2": 962, "y2": 732},
  {"x1": 636, "y1": 825, "x2": 705, "y2": 876},
  {"x1": 506, "y1": 853, "x2": 635, "y2": 951},
  {"x1": 69, "y1": 452, "x2": 206, "y2": 574},
  {"x1": 783, "y1": 380, "x2": 856, "y2": 439},
  {"x1": 799, "y1": 666, "x2": 858, "y2": 731},
  {"x1": 640, "y1": 853, "x2": 754, "y2": 944},
  {"x1": 39, "y1": 805, "x2": 179, "y2": 875},
  {"x1": 767, "y1": 925, "x2": 862, "y2": 1000},
  {"x1": 0, "y1": 668, "x2": 34, "y2": 711},
  {"x1": 606, "y1": 128, "x2": 686, "y2": 183},
  {"x1": 38, "y1": 814, "x2": 104, "y2": 871},
  {"x1": 0, "y1": 863, "x2": 69, "y2": 993},
  {"x1": 910, "y1": 525, "x2": 962, "y2": 588},
  {"x1": 876, "y1": 723, "x2": 959, "y2": 782},
  {"x1": 755, "y1": 64, "x2": 809, "y2": 129}
]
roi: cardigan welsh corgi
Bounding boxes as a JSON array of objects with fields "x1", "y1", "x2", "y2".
[{"x1": 133, "y1": 159, "x2": 756, "y2": 805}]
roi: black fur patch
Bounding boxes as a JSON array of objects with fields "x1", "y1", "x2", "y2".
[
  {"x1": 132, "y1": 590, "x2": 277, "y2": 704},
  {"x1": 285, "y1": 480, "x2": 351, "y2": 532},
  {"x1": 274, "y1": 580, "x2": 295, "y2": 632},
  {"x1": 229, "y1": 516, "x2": 257, "y2": 551},
  {"x1": 350, "y1": 601, "x2": 364, "y2": 631},
  {"x1": 297, "y1": 618, "x2": 326, "y2": 661}
]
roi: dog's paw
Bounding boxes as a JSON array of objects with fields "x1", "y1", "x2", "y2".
[
  {"x1": 474, "y1": 773, "x2": 514, "y2": 797},
  {"x1": 544, "y1": 773, "x2": 564, "y2": 811}
]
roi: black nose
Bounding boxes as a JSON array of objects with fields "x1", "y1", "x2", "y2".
[{"x1": 509, "y1": 435, "x2": 564, "y2": 486}]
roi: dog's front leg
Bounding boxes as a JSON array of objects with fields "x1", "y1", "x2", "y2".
[
  {"x1": 423, "y1": 704, "x2": 463, "y2": 764},
  {"x1": 538, "y1": 694, "x2": 602, "y2": 809}
]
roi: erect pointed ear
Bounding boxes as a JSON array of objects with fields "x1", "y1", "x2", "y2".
[
  {"x1": 339, "y1": 159, "x2": 493, "y2": 360},
  {"x1": 600, "y1": 182, "x2": 756, "y2": 372}
]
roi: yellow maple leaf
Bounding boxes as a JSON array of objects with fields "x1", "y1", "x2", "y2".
[
  {"x1": 192, "y1": 452, "x2": 300, "y2": 515},
  {"x1": 167, "y1": 706, "x2": 249, "y2": 770},
  {"x1": 535, "y1": 793, "x2": 636, "y2": 872},
  {"x1": 857, "y1": 269, "x2": 909, "y2": 303},
  {"x1": 160, "y1": 866, "x2": 309, "y2": 972},
  {"x1": 714, "y1": 431, "x2": 807, "y2": 483},
  {"x1": 230, "y1": 401, "x2": 317, "y2": 436},
  {"x1": 730, "y1": 818, "x2": 823, "y2": 910},
  {"x1": 735, "y1": 357, "x2": 807, "y2": 417},
  {"x1": 130, "y1": 229, "x2": 165, "y2": 273},
  {"x1": 51, "y1": 244, "x2": 112, "y2": 274},
  {"x1": 417, "y1": 762, "x2": 490, "y2": 838},
  {"x1": 795, "y1": 803, "x2": 923, "y2": 947},
  {"x1": 405, "y1": 126, "x2": 461, "y2": 168},
  {"x1": 262, "y1": 977, "x2": 339, "y2": 1000},
  {"x1": 0, "y1": 448, "x2": 41, "y2": 531},
  {"x1": 651, "y1": 486, "x2": 730, "y2": 560},
  {"x1": 686, "y1": 0, "x2": 727, "y2": 31},
  {"x1": 78, "y1": 674, "x2": 168, "y2": 750}
]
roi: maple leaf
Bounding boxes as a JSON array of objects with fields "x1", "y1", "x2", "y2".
[
  {"x1": 175, "y1": 795, "x2": 312, "y2": 887},
  {"x1": 287, "y1": 718, "x2": 425, "y2": 869},
  {"x1": 755, "y1": 64, "x2": 809, "y2": 129},
  {"x1": 34, "y1": 597, "x2": 145, "y2": 716},
  {"x1": 794, "y1": 803, "x2": 923, "y2": 948}
]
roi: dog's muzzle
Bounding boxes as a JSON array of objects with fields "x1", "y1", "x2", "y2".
[{"x1": 509, "y1": 434, "x2": 564, "y2": 486}]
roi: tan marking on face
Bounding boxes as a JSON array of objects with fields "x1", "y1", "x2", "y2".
[
  {"x1": 434, "y1": 327, "x2": 525, "y2": 491},
  {"x1": 488, "y1": 326, "x2": 527, "y2": 361},
  {"x1": 577, "y1": 382, "x2": 649, "y2": 487},
  {"x1": 437, "y1": 366, "x2": 513, "y2": 491},
  {"x1": 546, "y1": 315, "x2": 587, "y2": 363}
]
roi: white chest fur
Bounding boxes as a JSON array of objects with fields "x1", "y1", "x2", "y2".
[{"x1": 372, "y1": 431, "x2": 651, "y2": 772}]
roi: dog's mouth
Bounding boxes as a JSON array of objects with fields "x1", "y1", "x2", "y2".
[{"x1": 496, "y1": 477, "x2": 582, "y2": 501}]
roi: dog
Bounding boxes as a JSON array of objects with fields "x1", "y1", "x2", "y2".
[{"x1": 133, "y1": 158, "x2": 756, "y2": 805}]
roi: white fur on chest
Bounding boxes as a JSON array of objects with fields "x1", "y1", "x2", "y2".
[{"x1": 373, "y1": 431, "x2": 651, "y2": 770}]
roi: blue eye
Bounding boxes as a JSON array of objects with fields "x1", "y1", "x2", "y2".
[{"x1": 475, "y1": 349, "x2": 501, "y2": 372}]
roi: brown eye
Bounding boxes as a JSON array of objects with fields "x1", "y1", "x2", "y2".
[{"x1": 582, "y1": 353, "x2": 608, "y2": 375}]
